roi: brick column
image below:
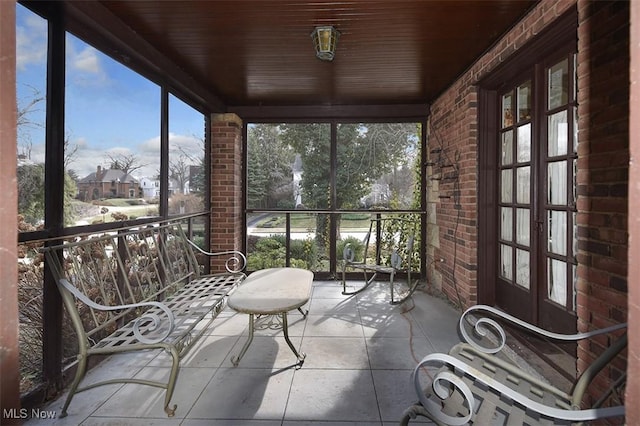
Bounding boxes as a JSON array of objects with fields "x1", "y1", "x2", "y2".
[
  {"x1": 626, "y1": 0, "x2": 639, "y2": 421},
  {"x1": 210, "y1": 113, "x2": 243, "y2": 270},
  {"x1": 0, "y1": 0, "x2": 21, "y2": 421}
]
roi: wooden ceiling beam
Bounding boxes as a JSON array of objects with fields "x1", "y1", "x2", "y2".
[{"x1": 229, "y1": 103, "x2": 430, "y2": 121}]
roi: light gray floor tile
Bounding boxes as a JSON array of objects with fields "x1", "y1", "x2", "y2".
[
  {"x1": 303, "y1": 315, "x2": 364, "y2": 337},
  {"x1": 149, "y1": 334, "x2": 240, "y2": 368},
  {"x1": 360, "y1": 310, "x2": 423, "y2": 338},
  {"x1": 206, "y1": 312, "x2": 250, "y2": 336},
  {"x1": 408, "y1": 294, "x2": 462, "y2": 352},
  {"x1": 372, "y1": 369, "x2": 432, "y2": 423},
  {"x1": 285, "y1": 369, "x2": 381, "y2": 422},
  {"x1": 366, "y1": 336, "x2": 435, "y2": 370},
  {"x1": 92, "y1": 366, "x2": 215, "y2": 419},
  {"x1": 283, "y1": 422, "x2": 382, "y2": 426},
  {"x1": 187, "y1": 367, "x2": 294, "y2": 420},
  {"x1": 312, "y1": 284, "x2": 352, "y2": 299},
  {"x1": 184, "y1": 420, "x2": 282, "y2": 426},
  {"x1": 80, "y1": 418, "x2": 180, "y2": 425},
  {"x1": 308, "y1": 296, "x2": 358, "y2": 316},
  {"x1": 226, "y1": 335, "x2": 305, "y2": 369},
  {"x1": 24, "y1": 362, "x2": 145, "y2": 425},
  {"x1": 299, "y1": 337, "x2": 369, "y2": 369}
]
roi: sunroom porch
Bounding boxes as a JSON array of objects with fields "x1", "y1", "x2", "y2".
[{"x1": 2, "y1": 0, "x2": 639, "y2": 424}]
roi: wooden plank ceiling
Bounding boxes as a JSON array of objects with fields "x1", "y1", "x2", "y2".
[{"x1": 92, "y1": 1, "x2": 537, "y2": 109}]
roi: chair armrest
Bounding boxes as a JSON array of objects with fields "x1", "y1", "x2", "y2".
[
  {"x1": 57, "y1": 278, "x2": 175, "y2": 344},
  {"x1": 411, "y1": 349, "x2": 625, "y2": 425},
  {"x1": 458, "y1": 304, "x2": 627, "y2": 354},
  {"x1": 186, "y1": 238, "x2": 246, "y2": 273}
]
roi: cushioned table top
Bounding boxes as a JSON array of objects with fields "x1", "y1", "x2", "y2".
[{"x1": 227, "y1": 267, "x2": 313, "y2": 315}]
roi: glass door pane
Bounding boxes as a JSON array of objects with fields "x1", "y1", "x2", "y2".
[
  {"x1": 544, "y1": 56, "x2": 577, "y2": 309},
  {"x1": 499, "y1": 80, "x2": 532, "y2": 288}
]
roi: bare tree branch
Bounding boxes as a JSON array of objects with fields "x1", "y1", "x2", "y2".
[
  {"x1": 104, "y1": 153, "x2": 148, "y2": 175},
  {"x1": 64, "y1": 134, "x2": 79, "y2": 169}
]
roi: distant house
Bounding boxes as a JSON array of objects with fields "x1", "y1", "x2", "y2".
[
  {"x1": 292, "y1": 154, "x2": 303, "y2": 207},
  {"x1": 77, "y1": 166, "x2": 141, "y2": 201},
  {"x1": 139, "y1": 177, "x2": 160, "y2": 199},
  {"x1": 138, "y1": 176, "x2": 181, "y2": 200}
]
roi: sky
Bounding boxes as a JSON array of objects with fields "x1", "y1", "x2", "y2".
[{"x1": 16, "y1": 3, "x2": 205, "y2": 180}]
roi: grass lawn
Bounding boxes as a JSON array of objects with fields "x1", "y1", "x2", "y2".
[
  {"x1": 71, "y1": 198, "x2": 158, "y2": 224},
  {"x1": 256, "y1": 212, "x2": 373, "y2": 230}
]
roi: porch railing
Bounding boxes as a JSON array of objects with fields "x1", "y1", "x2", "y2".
[{"x1": 245, "y1": 209, "x2": 426, "y2": 280}]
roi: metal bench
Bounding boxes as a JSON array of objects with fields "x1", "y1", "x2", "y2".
[
  {"x1": 401, "y1": 305, "x2": 627, "y2": 425},
  {"x1": 341, "y1": 216, "x2": 419, "y2": 304},
  {"x1": 41, "y1": 220, "x2": 246, "y2": 418}
]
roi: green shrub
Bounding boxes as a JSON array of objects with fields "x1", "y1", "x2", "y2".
[
  {"x1": 248, "y1": 236, "x2": 287, "y2": 269},
  {"x1": 190, "y1": 235, "x2": 205, "y2": 249},
  {"x1": 248, "y1": 235, "x2": 319, "y2": 270},
  {"x1": 290, "y1": 238, "x2": 318, "y2": 269}
]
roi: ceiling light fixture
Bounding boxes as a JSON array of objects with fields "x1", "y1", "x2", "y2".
[{"x1": 311, "y1": 26, "x2": 340, "y2": 61}]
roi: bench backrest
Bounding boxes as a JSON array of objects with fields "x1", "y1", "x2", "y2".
[{"x1": 41, "y1": 222, "x2": 200, "y2": 341}]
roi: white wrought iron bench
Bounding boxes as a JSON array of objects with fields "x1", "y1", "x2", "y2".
[
  {"x1": 401, "y1": 305, "x2": 627, "y2": 425},
  {"x1": 41, "y1": 220, "x2": 246, "y2": 418},
  {"x1": 341, "y1": 216, "x2": 419, "y2": 304}
]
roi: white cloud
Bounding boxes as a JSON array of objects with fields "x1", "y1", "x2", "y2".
[
  {"x1": 16, "y1": 14, "x2": 47, "y2": 71},
  {"x1": 169, "y1": 133, "x2": 204, "y2": 154},
  {"x1": 139, "y1": 134, "x2": 204, "y2": 156},
  {"x1": 74, "y1": 137, "x2": 89, "y2": 148},
  {"x1": 65, "y1": 36, "x2": 108, "y2": 86},
  {"x1": 73, "y1": 47, "x2": 101, "y2": 74},
  {"x1": 139, "y1": 135, "x2": 161, "y2": 153}
]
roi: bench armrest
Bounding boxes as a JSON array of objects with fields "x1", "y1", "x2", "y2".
[
  {"x1": 186, "y1": 239, "x2": 246, "y2": 273},
  {"x1": 458, "y1": 304, "x2": 627, "y2": 354},
  {"x1": 57, "y1": 278, "x2": 175, "y2": 344}
]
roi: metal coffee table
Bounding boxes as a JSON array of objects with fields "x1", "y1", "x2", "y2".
[{"x1": 227, "y1": 267, "x2": 314, "y2": 367}]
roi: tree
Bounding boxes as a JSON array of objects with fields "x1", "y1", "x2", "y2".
[
  {"x1": 169, "y1": 154, "x2": 190, "y2": 194},
  {"x1": 64, "y1": 133, "x2": 79, "y2": 169},
  {"x1": 167, "y1": 136, "x2": 206, "y2": 196},
  {"x1": 17, "y1": 163, "x2": 45, "y2": 226},
  {"x1": 17, "y1": 88, "x2": 78, "y2": 227},
  {"x1": 17, "y1": 86, "x2": 44, "y2": 161},
  {"x1": 279, "y1": 122, "x2": 418, "y2": 247},
  {"x1": 246, "y1": 124, "x2": 296, "y2": 208},
  {"x1": 105, "y1": 153, "x2": 147, "y2": 175},
  {"x1": 63, "y1": 172, "x2": 78, "y2": 226}
]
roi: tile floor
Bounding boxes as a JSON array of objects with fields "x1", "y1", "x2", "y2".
[{"x1": 26, "y1": 280, "x2": 463, "y2": 425}]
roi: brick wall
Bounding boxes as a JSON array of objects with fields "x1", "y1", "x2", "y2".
[
  {"x1": 427, "y1": 81, "x2": 480, "y2": 308},
  {"x1": 428, "y1": 0, "x2": 576, "y2": 308},
  {"x1": 575, "y1": 0, "x2": 629, "y2": 408},
  {"x1": 210, "y1": 113, "x2": 244, "y2": 270}
]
